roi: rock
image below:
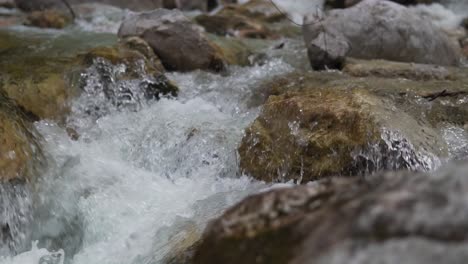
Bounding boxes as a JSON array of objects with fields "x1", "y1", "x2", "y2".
[
  {"x1": 118, "y1": 9, "x2": 226, "y2": 72},
  {"x1": 0, "y1": 30, "x2": 176, "y2": 122},
  {"x1": 0, "y1": 91, "x2": 44, "y2": 183},
  {"x1": 462, "y1": 17, "x2": 468, "y2": 30},
  {"x1": 304, "y1": 0, "x2": 461, "y2": 69},
  {"x1": 15, "y1": 0, "x2": 164, "y2": 12},
  {"x1": 239, "y1": 66, "x2": 468, "y2": 182},
  {"x1": 306, "y1": 30, "x2": 349, "y2": 70},
  {"x1": 194, "y1": 162, "x2": 468, "y2": 264},
  {"x1": 0, "y1": 93, "x2": 44, "y2": 256},
  {"x1": 239, "y1": 79, "x2": 444, "y2": 182},
  {"x1": 25, "y1": 9, "x2": 72, "y2": 29}
]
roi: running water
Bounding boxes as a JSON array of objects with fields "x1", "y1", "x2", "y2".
[
  {"x1": 0, "y1": 0, "x2": 467, "y2": 263},
  {"x1": 0, "y1": 26, "x2": 296, "y2": 263}
]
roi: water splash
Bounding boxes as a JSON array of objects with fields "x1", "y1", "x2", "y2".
[{"x1": 352, "y1": 128, "x2": 442, "y2": 175}]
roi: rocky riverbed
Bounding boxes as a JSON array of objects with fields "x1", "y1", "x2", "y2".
[{"x1": 0, "y1": 0, "x2": 468, "y2": 263}]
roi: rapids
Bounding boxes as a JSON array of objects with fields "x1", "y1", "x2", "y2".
[{"x1": 0, "y1": 0, "x2": 467, "y2": 263}]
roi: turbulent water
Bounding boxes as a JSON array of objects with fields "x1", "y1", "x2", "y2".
[
  {"x1": 1, "y1": 0, "x2": 467, "y2": 263},
  {"x1": 0, "y1": 27, "x2": 299, "y2": 264}
]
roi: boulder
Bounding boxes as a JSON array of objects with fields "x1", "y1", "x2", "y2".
[
  {"x1": 194, "y1": 162, "x2": 468, "y2": 264},
  {"x1": 303, "y1": 0, "x2": 461, "y2": 69},
  {"x1": 118, "y1": 9, "x2": 227, "y2": 72},
  {"x1": 239, "y1": 80, "x2": 444, "y2": 182}
]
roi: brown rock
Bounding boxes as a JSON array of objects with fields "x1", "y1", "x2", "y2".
[{"x1": 118, "y1": 9, "x2": 226, "y2": 72}]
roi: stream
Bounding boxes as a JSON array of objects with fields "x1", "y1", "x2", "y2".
[{"x1": 0, "y1": 0, "x2": 467, "y2": 263}]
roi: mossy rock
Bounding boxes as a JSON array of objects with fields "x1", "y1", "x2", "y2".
[
  {"x1": 0, "y1": 30, "x2": 177, "y2": 122},
  {"x1": 239, "y1": 88, "x2": 383, "y2": 182},
  {"x1": 0, "y1": 91, "x2": 44, "y2": 182},
  {"x1": 240, "y1": 69, "x2": 455, "y2": 182}
]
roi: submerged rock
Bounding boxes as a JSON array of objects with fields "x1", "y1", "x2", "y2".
[
  {"x1": 303, "y1": 0, "x2": 461, "y2": 70},
  {"x1": 194, "y1": 162, "x2": 468, "y2": 264},
  {"x1": 118, "y1": 9, "x2": 227, "y2": 72}
]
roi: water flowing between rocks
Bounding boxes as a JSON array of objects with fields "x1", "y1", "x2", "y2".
[{"x1": 0, "y1": 0, "x2": 467, "y2": 264}]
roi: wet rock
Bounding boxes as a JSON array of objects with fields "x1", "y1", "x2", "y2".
[
  {"x1": 25, "y1": 9, "x2": 71, "y2": 29},
  {"x1": 0, "y1": 30, "x2": 176, "y2": 123},
  {"x1": 0, "y1": 94, "x2": 43, "y2": 254},
  {"x1": 118, "y1": 9, "x2": 226, "y2": 72},
  {"x1": 194, "y1": 162, "x2": 468, "y2": 264},
  {"x1": 304, "y1": 0, "x2": 461, "y2": 69},
  {"x1": 239, "y1": 67, "x2": 468, "y2": 182},
  {"x1": 0, "y1": 92, "x2": 44, "y2": 183},
  {"x1": 239, "y1": 80, "x2": 444, "y2": 182},
  {"x1": 70, "y1": 44, "x2": 179, "y2": 123}
]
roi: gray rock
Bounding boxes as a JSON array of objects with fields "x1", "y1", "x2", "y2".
[
  {"x1": 194, "y1": 162, "x2": 468, "y2": 264},
  {"x1": 118, "y1": 9, "x2": 226, "y2": 72},
  {"x1": 303, "y1": 0, "x2": 461, "y2": 69}
]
